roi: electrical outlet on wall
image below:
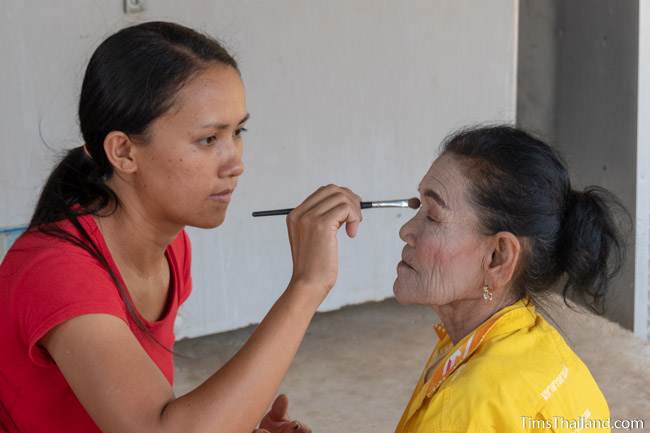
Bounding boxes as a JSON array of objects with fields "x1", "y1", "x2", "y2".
[{"x1": 124, "y1": 0, "x2": 145, "y2": 14}]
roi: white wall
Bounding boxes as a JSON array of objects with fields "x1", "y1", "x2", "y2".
[{"x1": 0, "y1": 0, "x2": 517, "y2": 338}]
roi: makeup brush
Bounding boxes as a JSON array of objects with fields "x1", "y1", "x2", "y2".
[{"x1": 252, "y1": 198, "x2": 420, "y2": 217}]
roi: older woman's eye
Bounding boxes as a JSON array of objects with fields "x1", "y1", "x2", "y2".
[
  {"x1": 198, "y1": 135, "x2": 217, "y2": 146},
  {"x1": 427, "y1": 215, "x2": 439, "y2": 223},
  {"x1": 234, "y1": 127, "x2": 248, "y2": 138}
]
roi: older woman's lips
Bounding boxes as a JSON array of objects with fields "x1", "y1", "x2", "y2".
[{"x1": 398, "y1": 260, "x2": 414, "y2": 270}]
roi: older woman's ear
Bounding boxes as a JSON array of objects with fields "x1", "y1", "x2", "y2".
[{"x1": 484, "y1": 232, "x2": 522, "y2": 292}]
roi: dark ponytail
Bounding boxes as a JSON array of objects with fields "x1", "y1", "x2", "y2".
[
  {"x1": 28, "y1": 21, "x2": 239, "y2": 346},
  {"x1": 30, "y1": 146, "x2": 115, "y2": 227},
  {"x1": 443, "y1": 125, "x2": 628, "y2": 314},
  {"x1": 559, "y1": 187, "x2": 626, "y2": 312}
]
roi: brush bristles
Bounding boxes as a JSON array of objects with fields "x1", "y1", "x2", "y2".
[{"x1": 408, "y1": 197, "x2": 421, "y2": 209}]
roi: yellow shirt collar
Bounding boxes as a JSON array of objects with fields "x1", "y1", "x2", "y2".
[
  {"x1": 433, "y1": 296, "x2": 536, "y2": 345},
  {"x1": 400, "y1": 297, "x2": 539, "y2": 425},
  {"x1": 425, "y1": 297, "x2": 537, "y2": 394}
]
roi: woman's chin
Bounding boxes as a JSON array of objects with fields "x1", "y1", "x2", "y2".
[
  {"x1": 393, "y1": 280, "x2": 434, "y2": 306},
  {"x1": 189, "y1": 212, "x2": 227, "y2": 229},
  {"x1": 392, "y1": 281, "x2": 412, "y2": 305}
]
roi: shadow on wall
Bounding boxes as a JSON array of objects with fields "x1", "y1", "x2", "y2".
[{"x1": 0, "y1": 227, "x2": 26, "y2": 262}]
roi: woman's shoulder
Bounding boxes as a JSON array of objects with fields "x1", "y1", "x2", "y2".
[
  {"x1": 2, "y1": 215, "x2": 104, "y2": 274},
  {"x1": 1, "y1": 214, "x2": 125, "y2": 324},
  {"x1": 1, "y1": 216, "x2": 121, "y2": 302},
  {"x1": 0, "y1": 215, "x2": 129, "y2": 364},
  {"x1": 465, "y1": 312, "x2": 604, "y2": 398},
  {"x1": 530, "y1": 316, "x2": 610, "y2": 428},
  {"x1": 440, "y1": 311, "x2": 609, "y2": 431}
]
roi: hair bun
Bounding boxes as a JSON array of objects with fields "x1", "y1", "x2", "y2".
[{"x1": 558, "y1": 186, "x2": 626, "y2": 312}]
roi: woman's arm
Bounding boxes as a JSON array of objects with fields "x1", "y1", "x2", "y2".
[
  {"x1": 42, "y1": 185, "x2": 362, "y2": 433},
  {"x1": 161, "y1": 283, "x2": 320, "y2": 431}
]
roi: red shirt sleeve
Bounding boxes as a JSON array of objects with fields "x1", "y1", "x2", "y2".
[
  {"x1": 14, "y1": 246, "x2": 127, "y2": 367},
  {"x1": 177, "y1": 229, "x2": 193, "y2": 305}
]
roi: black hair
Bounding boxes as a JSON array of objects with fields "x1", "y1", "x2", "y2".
[
  {"x1": 28, "y1": 21, "x2": 238, "y2": 343},
  {"x1": 442, "y1": 125, "x2": 628, "y2": 314}
]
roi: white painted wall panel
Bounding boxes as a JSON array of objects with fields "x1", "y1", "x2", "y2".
[{"x1": 0, "y1": 1, "x2": 516, "y2": 338}]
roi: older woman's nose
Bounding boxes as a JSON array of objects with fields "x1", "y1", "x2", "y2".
[{"x1": 399, "y1": 218, "x2": 416, "y2": 246}]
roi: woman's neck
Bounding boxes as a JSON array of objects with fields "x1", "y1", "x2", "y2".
[
  {"x1": 433, "y1": 294, "x2": 518, "y2": 345},
  {"x1": 94, "y1": 195, "x2": 181, "y2": 276}
]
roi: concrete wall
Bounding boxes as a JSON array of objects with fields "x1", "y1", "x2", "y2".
[
  {"x1": 516, "y1": 0, "x2": 556, "y2": 141},
  {"x1": 0, "y1": 0, "x2": 517, "y2": 337},
  {"x1": 518, "y1": 0, "x2": 641, "y2": 334}
]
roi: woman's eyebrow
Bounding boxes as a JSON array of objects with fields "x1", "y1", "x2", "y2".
[
  {"x1": 419, "y1": 188, "x2": 448, "y2": 209},
  {"x1": 200, "y1": 113, "x2": 250, "y2": 130}
]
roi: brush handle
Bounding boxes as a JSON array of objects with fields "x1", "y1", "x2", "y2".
[
  {"x1": 251, "y1": 208, "x2": 296, "y2": 217},
  {"x1": 252, "y1": 202, "x2": 373, "y2": 217}
]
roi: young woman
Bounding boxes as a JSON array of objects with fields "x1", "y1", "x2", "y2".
[{"x1": 0, "y1": 21, "x2": 362, "y2": 433}]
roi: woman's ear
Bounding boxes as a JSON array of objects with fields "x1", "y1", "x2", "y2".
[
  {"x1": 103, "y1": 131, "x2": 138, "y2": 174},
  {"x1": 485, "y1": 232, "x2": 521, "y2": 291}
]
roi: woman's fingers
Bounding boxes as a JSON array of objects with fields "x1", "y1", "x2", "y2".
[
  {"x1": 258, "y1": 395, "x2": 312, "y2": 433},
  {"x1": 306, "y1": 191, "x2": 362, "y2": 237},
  {"x1": 290, "y1": 184, "x2": 361, "y2": 220},
  {"x1": 347, "y1": 218, "x2": 360, "y2": 238},
  {"x1": 292, "y1": 421, "x2": 312, "y2": 433},
  {"x1": 256, "y1": 421, "x2": 310, "y2": 433},
  {"x1": 335, "y1": 187, "x2": 362, "y2": 238},
  {"x1": 288, "y1": 184, "x2": 335, "y2": 219},
  {"x1": 318, "y1": 200, "x2": 362, "y2": 238},
  {"x1": 268, "y1": 394, "x2": 289, "y2": 421}
]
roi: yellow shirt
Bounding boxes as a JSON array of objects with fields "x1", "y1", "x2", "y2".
[{"x1": 394, "y1": 298, "x2": 610, "y2": 433}]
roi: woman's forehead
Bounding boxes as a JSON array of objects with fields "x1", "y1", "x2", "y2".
[
  {"x1": 420, "y1": 154, "x2": 476, "y2": 215},
  {"x1": 166, "y1": 66, "x2": 247, "y2": 126},
  {"x1": 421, "y1": 156, "x2": 464, "y2": 194}
]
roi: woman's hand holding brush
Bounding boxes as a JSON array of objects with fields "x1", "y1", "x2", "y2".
[{"x1": 285, "y1": 184, "x2": 362, "y2": 306}]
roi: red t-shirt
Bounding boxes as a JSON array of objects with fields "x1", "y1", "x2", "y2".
[{"x1": 0, "y1": 213, "x2": 192, "y2": 432}]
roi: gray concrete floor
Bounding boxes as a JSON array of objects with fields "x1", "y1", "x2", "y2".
[{"x1": 174, "y1": 295, "x2": 650, "y2": 433}]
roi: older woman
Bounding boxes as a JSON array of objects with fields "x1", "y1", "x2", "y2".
[{"x1": 393, "y1": 126, "x2": 623, "y2": 433}]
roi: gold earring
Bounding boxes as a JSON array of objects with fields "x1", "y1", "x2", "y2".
[{"x1": 482, "y1": 285, "x2": 493, "y2": 302}]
